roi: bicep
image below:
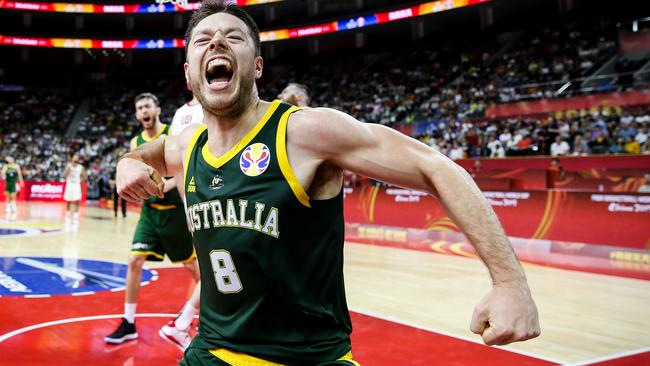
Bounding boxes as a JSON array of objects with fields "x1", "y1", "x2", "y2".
[
  {"x1": 332, "y1": 122, "x2": 442, "y2": 193},
  {"x1": 302, "y1": 109, "x2": 446, "y2": 193}
]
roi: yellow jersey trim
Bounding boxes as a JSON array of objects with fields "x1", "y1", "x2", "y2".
[
  {"x1": 130, "y1": 250, "x2": 164, "y2": 260},
  {"x1": 141, "y1": 124, "x2": 167, "y2": 142},
  {"x1": 172, "y1": 247, "x2": 196, "y2": 264},
  {"x1": 148, "y1": 203, "x2": 177, "y2": 211},
  {"x1": 338, "y1": 351, "x2": 360, "y2": 366},
  {"x1": 208, "y1": 349, "x2": 358, "y2": 366},
  {"x1": 184, "y1": 125, "x2": 209, "y2": 190},
  {"x1": 201, "y1": 100, "x2": 281, "y2": 170},
  {"x1": 276, "y1": 106, "x2": 310, "y2": 208}
]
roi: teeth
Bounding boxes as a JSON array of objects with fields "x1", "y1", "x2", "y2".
[{"x1": 208, "y1": 58, "x2": 231, "y2": 69}]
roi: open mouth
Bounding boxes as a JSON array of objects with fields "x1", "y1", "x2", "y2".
[
  {"x1": 205, "y1": 57, "x2": 234, "y2": 89},
  {"x1": 142, "y1": 116, "x2": 152, "y2": 123}
]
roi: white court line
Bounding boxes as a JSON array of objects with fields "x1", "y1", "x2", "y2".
[
  {"x1": 349, "y1": 306, "x2": 568, "y2": 365},
  {"x1": 564, "y1": 346, "x2": 650, "y2": 366},
  {"x1": 0, "y1": 313, "x2": 178, "y2": 343},
  {"x1": 71, "y1": 291, "x2": 95, "y2": 296}
]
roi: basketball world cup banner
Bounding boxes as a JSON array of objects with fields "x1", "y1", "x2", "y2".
[{"x1": 344, "y1": 186, "x2": 650, "y2": 249}]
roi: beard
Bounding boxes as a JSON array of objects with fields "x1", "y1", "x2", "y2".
[{"x1": 194, "y1": 71, "x2": 258, "y2": 119}]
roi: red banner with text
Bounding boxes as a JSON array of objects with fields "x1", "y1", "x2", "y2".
[
  {"x1": 0, "y1": 181, "x2": 87, "y2": 202},
  {"x1": 344, "y1": 186, "x2": 650, "y2": 249}
]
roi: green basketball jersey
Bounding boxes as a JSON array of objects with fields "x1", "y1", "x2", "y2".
[
  {"x1": 184, "y1": 100, "x2": 351, "y2": 364},
  {"x1": 131, "y1": 124, "x2": 183, "y2": 208},
  {"x1": 5, "y1": 164, "x2": 19, "y2": 186}
]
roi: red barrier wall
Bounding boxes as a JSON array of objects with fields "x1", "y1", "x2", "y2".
[
  {"x1": 0, "y1": 181, "x2": 87, "y2": 202},
  {"x1": 485, "y1": 90, "x2": 650, "y2": 117},
  {"x1": 344, "y1": 186, "x2": 650, "y2": 249},
  {"x1": 456, "y1": 155, "x2": 650, "y2": 191},
  {"x1": 455, "y1": 154, "x2": 650, "y2": 171}
]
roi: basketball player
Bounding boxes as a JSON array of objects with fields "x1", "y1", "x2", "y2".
[
  {"x1": 158, "y1": 94, "x2": 205, "y2": 349},
  {"x1": 62, "y1": 155, "x2": 86, "y2": 224},
  {"x1": 170, "y1": 95, "x2": 204, "y2": 136},
  {"x1": 2, "y1": 157, "x2": 23, "y2": 215},
  {"x1": 278, "y1": 82, "x2": 310, "y2": 107},
  {"x1": 105, "y1": 93, "x2": 200, "y2": 352},
  {"x1": 116, "y1": 2, "x2": 540, "y2": 364}
]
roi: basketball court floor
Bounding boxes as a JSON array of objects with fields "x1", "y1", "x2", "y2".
[{"x1": 0, "y1": 202, "x2": 648, "y2": 365}]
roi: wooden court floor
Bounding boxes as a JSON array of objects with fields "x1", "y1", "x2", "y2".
[{"x1": 0, "y1": 202, "x2": 649, "y2": 365}]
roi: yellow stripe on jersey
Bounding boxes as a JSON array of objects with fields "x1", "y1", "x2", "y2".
[
  {"x1": 184, "y1": 125, "x2": 208, "y2": 190},
  {"x1": 209, "y1": 348, "x2": 285, "y2": 366},
  {"x1": 148, "y1": 203, "x2": 177, "y2": 210},
  {"x1": 208, "y1": 349, "x2": 360, "y2": 366},
  {"x1": 129, "y1": 250, "x2": 164, "y2": 260},
  {"x1": 141, "y1": 124, "x2": 168, "y2": 142},
  {"x1": 337, "y1": 351, "x2": 361, "y2": 366},
  {"x1": 276, "y1": 105, "x2": 310, "y2": 208},
  {"x1": 172, "y1": 247, "x2": 196, "y2": 264},
  {"x1": 201, "y1": 100, "x2": 280, "y2": 170}
]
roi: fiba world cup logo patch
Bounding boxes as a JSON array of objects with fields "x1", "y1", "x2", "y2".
[{"x1": 240, "y1": 143, "x2": 271, "y2": 177}]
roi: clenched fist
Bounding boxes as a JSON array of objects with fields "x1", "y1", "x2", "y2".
[
  {"x1": 470, "y1": 282, "x2": 540, "y2": 346},
  {"x1": 116, "y1": 156, "x2": 165, "y2": 202}
]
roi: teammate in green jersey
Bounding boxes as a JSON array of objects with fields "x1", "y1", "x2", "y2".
[
  {"x1": 105, "y1": 93, "x2": 201, "y2": 352},
  {"x1": 2, "y1": 156, "x2": 23, "y2": 216},
  {"x1": 116, "y1": 1, "x2": 540, "y2": 364}
]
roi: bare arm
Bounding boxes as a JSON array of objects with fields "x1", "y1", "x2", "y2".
[
  {"x1": 17, "y1": 166, "x2": 24, "y2": 184},
  {"x1": 117, "y1": 125, "x2": 198, "y2": 202},
  {"x1": 290, "y1": 108, "x2": 540, "y2": 345},
  {"x1": 62, "y1": 164, "x2": 71, "y2": 180},
  {"x1": 1, "y1": 166, "x2": 6, "y2": 180}
]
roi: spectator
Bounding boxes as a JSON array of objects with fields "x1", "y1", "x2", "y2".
[{"x1": 550, "y1": 136, "x2": 571, "y2": 156}]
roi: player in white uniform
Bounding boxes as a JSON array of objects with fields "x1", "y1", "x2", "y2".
[
  {"x1": 158, "y1": 95, "x2": 205, "y2": 350},
  {"x1": 63, "y1": 154, "x2": 86, "y2": 224},
  {"x1": 169, "y1": 96, "x2": 204, "y2": 136}
]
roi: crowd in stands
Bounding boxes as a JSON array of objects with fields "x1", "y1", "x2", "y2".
[
  {"x1": 0, "y1": 93, "x2": 76, "y2": 181},
  {"x1": 2, "y1": 18, "x2": 649, "y2": 195}
]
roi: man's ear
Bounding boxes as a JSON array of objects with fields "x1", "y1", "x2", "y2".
[
  {"x1": 184, "y1": 62, "x2": 192, "y2": 91},
  {"x1": 255, "y1": 56, "x2": 264, "y2": 79}
]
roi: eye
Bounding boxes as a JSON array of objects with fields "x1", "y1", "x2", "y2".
[
  {"x1": 194, "y1": 37, "x2": 210, "y2": 45},
  {"x1": 228, "y1": 34, "x2": 244, "y2": 42}
]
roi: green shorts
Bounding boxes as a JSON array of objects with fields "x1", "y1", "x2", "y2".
[
  {"x1": 131, "y1": 205, "x2": 194, "y2": 263},
  {"x1": 4, "y1": 182, "x2": 16, "y2": 194},
  {"x1": 179, "y1": 347, "x2": 360, "y2": 366}
]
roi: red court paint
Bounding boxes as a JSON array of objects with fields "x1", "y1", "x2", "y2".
[{"x1": 0, "y1": 267, "x2": 558, "y2": 365}]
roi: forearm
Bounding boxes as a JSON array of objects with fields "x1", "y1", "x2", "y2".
[
  {"x1": 428, "y1": 158, "x2": 526, "y2": 285},
  {"x1": 123, "y1": 138, "x2": 168, "y2": 177},
  {"x1": 163, "y1": 177, "x2": 177, "y2": 193}
]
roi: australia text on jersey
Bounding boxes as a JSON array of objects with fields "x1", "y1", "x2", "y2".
[{"x1": 187, "y1": 199, "x2": 279, "y2": 238}]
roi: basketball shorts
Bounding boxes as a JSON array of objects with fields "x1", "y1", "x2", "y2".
[
  {"x1": 179, "y1": 347, "x2": 360, "y2": 366},
  {"x1": 131, "y1": 205, "x2": 195, "y2": 263},
  {"x1": 64, "y1": 183, "x2": 82, "y2": 202},
  {"x1": 4, "y1": 182, "x2": 16, "y2": 194}
]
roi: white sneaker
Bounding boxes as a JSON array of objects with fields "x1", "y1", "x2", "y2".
[{"x1": 159, "y1": 321, "x2": 191, "y2": 351}]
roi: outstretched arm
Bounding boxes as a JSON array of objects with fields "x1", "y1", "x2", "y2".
[
  {"x1": 117, "y1": 125, "x2": 197, "y2": 202},
  {"x1": 290, "y1": 108, "x2": 540, "y2": 346}
]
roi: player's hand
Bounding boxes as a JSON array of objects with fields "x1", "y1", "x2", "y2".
[
  {"x1": 470, "y1": 281, "x2": 540, "y2": 346},
  {"x1": 116, "y1": 157, "x2": 164, "y2": 202}
]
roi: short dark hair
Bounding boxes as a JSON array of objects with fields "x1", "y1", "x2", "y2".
[
  {"x1": 184, "y1": 0, "x2": 261, "y2": 56},
  {"x1": 134, "y1": 92, "x2": 159, "y2": 106}
]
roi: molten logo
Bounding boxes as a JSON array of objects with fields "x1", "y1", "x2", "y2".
[{"x1": 240, "y1": 143, "x2": 271, "y2": 177}]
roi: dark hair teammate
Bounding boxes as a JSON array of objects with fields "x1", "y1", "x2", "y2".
[
  {"x1": 105, "y1": 93, "x2": 201, "y2": 352},
  {"x1": 117, "y1": 1, "x2": 540, "y2": 364}
]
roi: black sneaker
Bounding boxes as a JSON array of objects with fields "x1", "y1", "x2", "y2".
[{"x1": 105, "y1": 318, "x2": 138, "y2": 344}]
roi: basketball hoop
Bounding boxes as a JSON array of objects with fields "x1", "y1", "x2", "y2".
[{"x1": 155, "y1": 0, "x2": 190, "y2": 8}]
